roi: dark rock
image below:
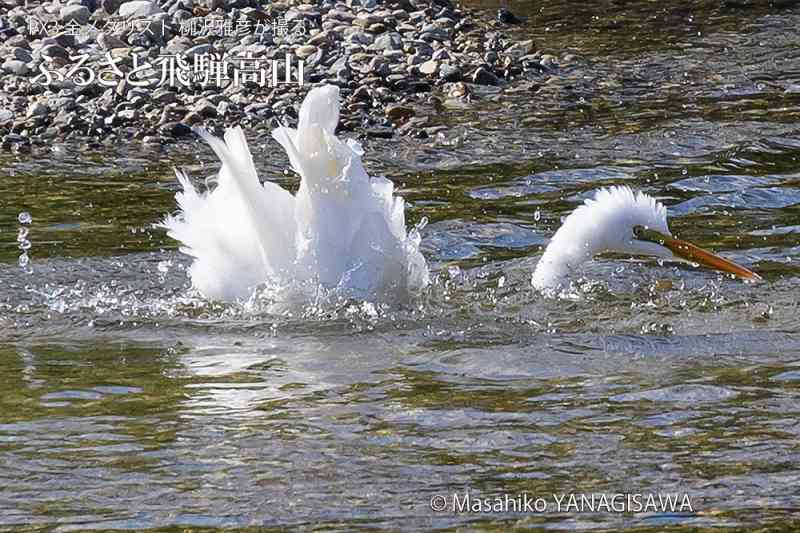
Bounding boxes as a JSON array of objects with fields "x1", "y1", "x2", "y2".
[
  {"x1": 192, "y1": 99, "x2": 217, "y2": 117},
  {"x1": 11, "y1": 47, "x2": 33, "y2": 63},
  {"x1": 386, "y1": 74, "x2": 408, "y2": 90},
  {"x1": 385, "y1": 104, "x2": 414, "y2": 122},
  {"x1": 352, "y1": 86, "x2": 371, "y2": 101},
  {"x1": 101, "y1": 0, "x2": 123, "y2": 13},
  {"x1": 497, "y1": 8, "x2": 522, "y2": 24},
  {"x1": 97, "y1": 32, "x2": 128, "y2": 50},
  {"x1": 158, "y1": 121, "x2": 192, "y2": 137},
  {"x1": 407, "y1": 80, "x2": 432, "y2": 92},
  {"x1": 366, "y1": 126, "x2": 393, "y2": 138},
  {"x1": 40, "y1": 44, "x2": 69, "y2": 60},
  {"x1": 26, "y1": 102, "x2": 49, "y2": 118},
  {"x1": 472, "y1": 66, "x2": 501, "y2": 85},
  {"x1": 439, "y1": 63, "x2": 461, "y2": 82}
]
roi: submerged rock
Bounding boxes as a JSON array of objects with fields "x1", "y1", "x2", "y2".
[
  {"x1": 497, "y1": 8, "x2": 523, "y2": 25},
  {"x1": 472, "y1": 66, "x2": 501, "y2": 85}
]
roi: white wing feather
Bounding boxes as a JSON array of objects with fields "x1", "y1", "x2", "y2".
[{"x1": 161, "y1": 85, "x2": 429, "y2": 303}]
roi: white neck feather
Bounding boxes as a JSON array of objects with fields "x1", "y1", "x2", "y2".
[{"x1": 532, "y1": 187, "x2": 671, "y2": 291}]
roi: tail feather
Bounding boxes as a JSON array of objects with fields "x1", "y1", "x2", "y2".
[
  {"x1": 162, "y1": 85, "x2": 429, "y2": 303},
  {"x1": 193, "y1": 126, "x2": 297, "y2": 275}
]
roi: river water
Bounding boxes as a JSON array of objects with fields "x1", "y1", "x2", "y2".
[{"x1": 1, "y1": 1, "x2": 800, "y2": 530}]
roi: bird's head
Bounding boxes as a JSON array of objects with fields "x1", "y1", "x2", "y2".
[
  {"x1": 532, "y1": 186, "x2": 761, "y2": 290},
  {"x1": 628, "y1": 223, "x2": 761, "y2": 281}
]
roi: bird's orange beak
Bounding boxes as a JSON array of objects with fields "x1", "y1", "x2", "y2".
[{"x1": 633, "y1": 226, "x2": 761, "y2": 281}]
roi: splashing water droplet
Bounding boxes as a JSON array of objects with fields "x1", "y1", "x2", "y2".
[
  {"x1": 497, "y1": 275, "x2": 505, "y2": 288},
  {"x1": 534, "y1": 209, "x2": 541, "y2": 221},
  {"x1": 18, "y1": 253, "x2": 29, "y2": 268},
  {"x1": 18, "y1": 212, "x2": 32, "y2": 224},
  {"x1": 681, "y1": 169, "x2": 688, "y2": 176},
  {"x1": 17, "y1": 227, "x2": 28, "y2": 241}
]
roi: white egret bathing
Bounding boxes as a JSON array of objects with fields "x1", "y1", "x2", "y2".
[
  {"x1": 532, "y1": 186, "x2": 761, "y2": 290},
  {"x1": 161, "y1": 85, "x2": 429, "y2": 303}
]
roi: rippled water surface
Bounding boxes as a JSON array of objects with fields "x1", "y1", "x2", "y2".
[{"x1": 2, "y1": 1, "x2": 800, "y2": 530}]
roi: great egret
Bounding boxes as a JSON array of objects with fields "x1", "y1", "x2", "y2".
[
  {"x1": 161, "y1": 85, "x2": 429, "y2": 303},
  {"x1": 532, "y1": 186, "x2": 761, "y2": 290}
]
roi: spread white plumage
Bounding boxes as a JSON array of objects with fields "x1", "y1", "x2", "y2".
[{"x1": 162, "y1": 85, "x2": 429, "y2": 303}]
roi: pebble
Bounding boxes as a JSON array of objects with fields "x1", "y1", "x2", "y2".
[
  {"x1": 101, "y1": 0, "x2": 123, "y2": 14},
  {"x1": 308, "y1": 31, "x2": 331, "y2": 47},
  {"x1": 192, "y1": 99, "x2": 217, "y2": 117},
  {"x1": 158, "y1": 121, "x2": 192, "y2": 137},
  {"x1": 0, "y1": 0, "x2": 543, "y2": 144},
  {"x1": 97, "y1": 32, "x2": 128, "y2": 51},
  {"x1": 117, "y1": 109, "x2": 139, "y2": 122},
  {"x1": 59, "y1": 5, "x2": 90, "y2": 24},
  {"x1": 419, "y1": 59, "x2": 439, "y2": 76},
  {"x1": 41, "y1": 44, "x2": 69, "y2": 60},
  {"x1": 385, "y1": 104, "x2": 414, "y2": 122},
  {"x1": 540, "y1": 54, "x2": 558, "y2": 68},
  {"x1": 118, "y1": 0, "x2": 163, "y2": 18},
  {"x1": 185, "y1": 43, "x2": 211, "y2": 58},
  {"x1": 373, "y1": 32, "x2": 403, "y2": 51},
  {"x1": 497, "y1": 8, "x2": 523, "y2": 25},
  {"x1": 366, "y1": 127, "x2": 393, "y2": 138},
  {"x1": 505, "y1": 40, "x2": 534, "y2": 58},
  {"x1": 472, "y1": 66, "x2": 501, "y2": 85},
  {"x1": 11, "y1": 48, "x2": 33, "y2": 63},
  {"x1": 152, "y1": 88, "x2": 178, "y2": 105},
  {"x1": 26, "y1": 102, "x2": 49, "y2": 118},
  {"x1": 439, "y1": 64, "x2": 461, "y2": 82},
  {"x1": 2, "y1": 59, "x2": 30, "y2": 76},
  {"x1": 295, "y1": 45, "x2": 318, "y2": 59}
]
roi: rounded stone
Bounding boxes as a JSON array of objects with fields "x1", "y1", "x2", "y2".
[
  {"x1": 118, "y1": 0, "x2": 163, "y2": 18},
  {"x1": 419, "y1": 59, "x2": 439, "y2": 76},
  {"x1": 295, "y1": 45, "x2": 317, "y2": 59},
  {"x1": 60, "y1": 5, "x2": 90, "y2": 24},
  {"x1": 385, "y1": 104, "x2": 414, "y2": 122},
  {"x1": 439, "y1": 64, "x2": 461, "y2": 82},
  {"x1": 472, "y1": 66, "x2": 501, "y2": 85},
  {"x1": 26, "y1": 102, "x2": 50, "y2": 118},
  {"x1": 373, "y1": 32, "x2": 403, "y2": 51},
  {"x1": 2, "y1": 59, "x2": 30, "y2": 76}
]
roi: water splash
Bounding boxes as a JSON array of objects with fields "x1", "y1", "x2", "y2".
[{"x1": 17, "y1": 212, "x2": 32, "y2": 272}]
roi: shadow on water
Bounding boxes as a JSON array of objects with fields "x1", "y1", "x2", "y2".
[{"x1": 1, "y1": 0, "x2": 800, "y2": 530}]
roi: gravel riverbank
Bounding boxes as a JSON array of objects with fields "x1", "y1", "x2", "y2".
[{"x1": 0, "y1": 0, "x2": 558, "y2": 151}]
